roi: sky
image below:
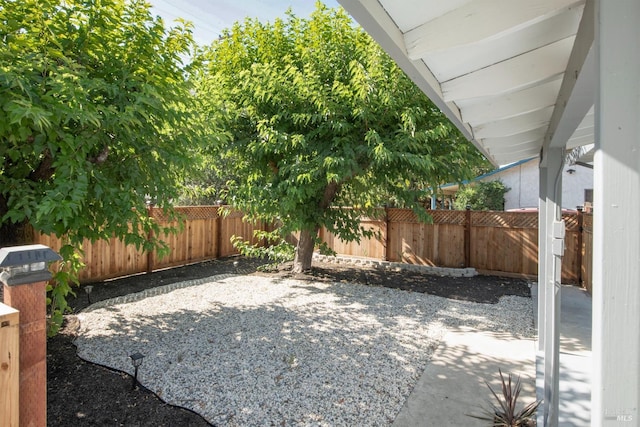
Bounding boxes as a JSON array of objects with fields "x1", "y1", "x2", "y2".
[{"x1": 149, "y1": 0, "x2": 341, "y2": 46}]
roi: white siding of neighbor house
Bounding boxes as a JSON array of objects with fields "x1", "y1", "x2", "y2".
[{"x1": 478, "y1": 158, "x2": 593, "y2": 210}]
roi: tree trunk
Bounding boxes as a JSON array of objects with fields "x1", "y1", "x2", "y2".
[
  {"x1": 0, "y1": 196, "x2": 31, "y2": 246},
  {"x1": 291, "y1": 180, "x2": 340, "y2": 273},
  {"x1": 292, "y1": 228, "x2": 318, "y2": 273}
]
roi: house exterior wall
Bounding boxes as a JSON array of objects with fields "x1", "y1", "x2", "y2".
[{"x1": 478, "y1": 158, "x2": 593, "y2": 210}]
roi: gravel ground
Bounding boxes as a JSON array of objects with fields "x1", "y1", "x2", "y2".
[{"x1": 74, "y1": 272, "x2": 535, "y2": 426}]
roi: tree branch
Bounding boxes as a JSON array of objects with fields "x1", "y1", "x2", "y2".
[
  {"x1": 319, "y1": 180, "x2": 340, "y2": 210},
  {"x1": 28, "y1": 149, "x2": 55, "y2": 182}
]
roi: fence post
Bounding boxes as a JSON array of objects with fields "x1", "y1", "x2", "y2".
[
  {"x1": 576, "y1": 207, "x2": 583, "y2": 285},
  {"x1": 215, "y1": 206, "x2": 222, "y2": 259},
  {"x1": 0, "y1": 303, "x2": 19, "y2": 427},
  {"x1": 384, "y1": 206, "x2": 390, "y2": 261},
  {"x1": 464, "y1": 206, "x2": 471, "y2": 267},
  {"x1": 146, "y1": 205, "x2": 155, "y2": 274}
]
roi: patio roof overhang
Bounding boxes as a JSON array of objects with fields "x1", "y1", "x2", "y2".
[
  {"x1": 338, "y1": 1, "x2": 640, "y2": 427},
  {"x1": 337, "y1": 0, "x2": 595, "y2": 167}
]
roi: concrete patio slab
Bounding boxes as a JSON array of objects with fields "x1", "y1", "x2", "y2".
[
  {"x1": 393, "y1": 326, "x2": 537, "y2": 426},
  {"x1": 393, "y1": 284, "x2": 592, "y2": 426},
  {"x1": 534, "y1": 284, "x2": 592, "y2": 426}
]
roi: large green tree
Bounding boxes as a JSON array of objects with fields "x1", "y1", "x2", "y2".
[
  {"x1": 0, "y1": 0, "x2": 199, "y2": 332},
  {"x1": 195, "y1": 4, "x2": 488, "y2": 273}
]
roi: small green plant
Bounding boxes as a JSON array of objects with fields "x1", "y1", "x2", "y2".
[
  {"x1": 231, "y1": 229, "x2": 295, "y2": 271},
  {"x1": 47, "y1": 243, "x2": 84, "y2": 336},
  {"x1": 469, "y1": 369, "x2": 540, "y2": 426}
]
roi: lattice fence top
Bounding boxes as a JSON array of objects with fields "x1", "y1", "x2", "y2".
[
  {"x1": 150, "y1": 206, "x2": 221, "y2": 221},
  {"x1": 472, "y1": 211, "x2": 539, "y2": 228},
  {"x1": 429, "y1": 210, "x2": 466, "y2": 225},
  {"x1": 386, "y1": 208, "x2": 466, "y2": 225},
  {"x1": 469, "y1": 211, "x2": 583, "y2": 230},
  {"x1": 386, "y1": 208, "x2": 419, "y2": 223},
  {"x1": 562, "y1": 213, "x2": 580, "y2": 231}
]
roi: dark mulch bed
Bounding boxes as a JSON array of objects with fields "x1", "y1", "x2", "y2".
[{"x1": 47, "y1": 256, "x2": 531, "y2": 426}]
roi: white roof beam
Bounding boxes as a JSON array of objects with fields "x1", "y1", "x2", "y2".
[
  {"x1": 481, "y1": 128, "x2": 546, "y2": 147},
  {"x1": 489, "y1": 145, "x2": 542, "y2": 156},
  {"x1": 493, "y1": 148, "x2": 541, "y2": 165},
  {"x1": 542, "y1": 0, "x2": 595, "y2": 159},
  {"x1": 566, "y1": 134, "x2": 595, "y2": 149},
  {"x1": 474, "y1": 106, "x2": 554, "y2": 138},
  {"x1": 483, "y1": 139, "x2": 544, "y2": 155},
  {"x1": 442, "y1": 37, "x2": 574, "y2": 102},
  {"x1": 569, "y1": 124, "x2": 594, "y2": 139},
  {"x1": 424, "y1": 6, "x2": 583, "y2": 82},
  {"x1": 459, "y1": 79, "x2": 561, "y2": 126},
  {"x1": 404, "y1": 0, "x2": 584, "y2": 59}
]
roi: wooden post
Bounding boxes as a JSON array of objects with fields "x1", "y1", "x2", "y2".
[
  {"x1": 539, "y1": 146, "x2": 565, "y2": 427},
  {"x1": 146, "y1": 205, "x2": 155, "y2": 274},
  {"x1": 215, "y1": 206, "x2": 222, "y2": 259},
  {"x1": 384, "y1": 206, "x2": 390, "y2": 261},
  {"x1": 593, "y1": 0, "x2": 640, "y2": 423},
  {"x1": 464, "y1": 206, "x2": 471, "y2": 268},
  {"x1": 0, "y1": 303, "x2": 19, "y2": 427},
  {"x1": 576, "y1": 208, "x2": 583, "y2": 285}
]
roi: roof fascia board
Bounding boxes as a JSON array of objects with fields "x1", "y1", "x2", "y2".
[{"x1": 439, "y1": 157, "x2": 536, "y2": 189}]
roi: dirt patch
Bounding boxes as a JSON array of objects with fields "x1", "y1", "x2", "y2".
[{"x1": 47, "y1": 256, "x2": 531, "y2": 426}]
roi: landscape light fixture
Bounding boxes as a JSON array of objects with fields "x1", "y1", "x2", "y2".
[
  {"x1": 129, "y1": 352, "x2": 145, "y2": 390},
  {"x1": 84, "y1": 285, "x2": 94, "y2": 304},
  {"x1": 233, "y1": 260, "x2": 239, "y2": 273},
  {"x1": 0, "y1": 244, "x2": 61, "y2": 286}
]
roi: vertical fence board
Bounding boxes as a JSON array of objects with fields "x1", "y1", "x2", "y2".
[{"x1": 582, "y1": 214, "x2": 593, "y2": 292}]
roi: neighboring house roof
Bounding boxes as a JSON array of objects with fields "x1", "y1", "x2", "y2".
[
  {"x1": 434, "y1": 156, "x2": 593, "y2": 211},
  {"x1": 437, "y1": 157, "x2": 536, "y2": 194}
]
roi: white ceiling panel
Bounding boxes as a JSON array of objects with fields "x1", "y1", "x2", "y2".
[
  {"x1": 458, "y1": 79, "x2": 561, "y2": 126},
  {"x1": 441, "y1": 37, "x2": 574, "y2": 102},
  {"x1": 339, "y1": 0, "x2": 595, "y2": 166},
  {"x1": 422, "y1": 7, "x2": 582, "y2": 82},
  {"x1": 378, "y1": 0, "x2": 471, "y2": 32},
  {"x1": 403, "y1": 0, "x2": 581, "y2": 60}
]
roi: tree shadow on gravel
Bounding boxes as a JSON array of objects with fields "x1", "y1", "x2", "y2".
[{"x1": 47, "y1": 256, "x2": 532, "y2": 427}]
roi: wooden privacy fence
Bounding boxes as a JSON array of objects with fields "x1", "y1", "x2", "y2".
[
  {"x1": 321, "y1": 208, "x2": 593, "y2": 286},
  {"x1": 32, "y1": 206, "x2": 592, "y2": 287},
  {"x1": 34, "y1": 206, "x2": 268, "y2": 283}
]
